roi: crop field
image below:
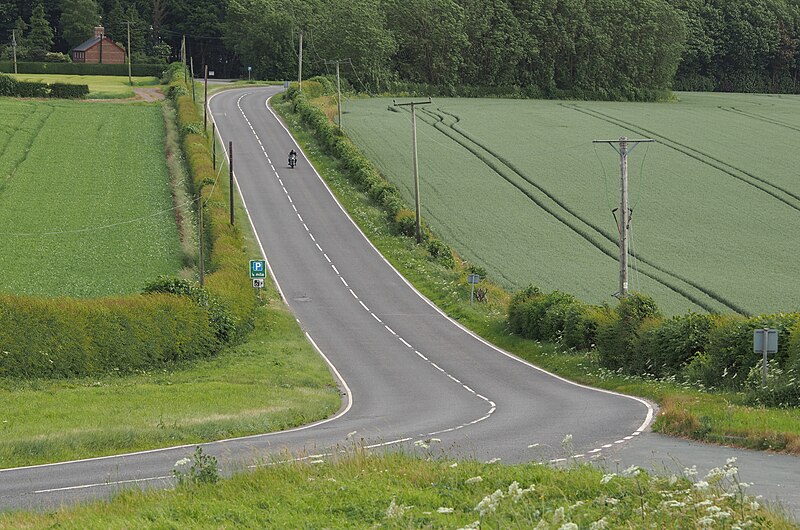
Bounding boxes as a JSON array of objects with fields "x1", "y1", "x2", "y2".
[
  {"x1": 0, "y1": 99, "x2": 183, "y2": 297},
  {"x1": 344, "y1": 93, "x2": 800, "y2": 316},
  {"x1": 9, "y1": 73, "x2": 160, "y2": 98}
]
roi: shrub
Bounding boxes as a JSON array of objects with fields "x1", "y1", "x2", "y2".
[
  {"x1": 635, "y1": 312, "x2": 716, "y2": 377},
  {"x1": 596, "y1": 292, "x2": 661, "y2": 372},
  {"x1": 427, "y1": 239, "x2": 454, "y2": 268},
  {"x1": 394, "y1": 208, "x2": 417, "y2": 238},
  {"x1": 49, "y1": 82, "x2": 88, "y2": 99},
  {"x1": 14, "y1": 80, "x2": 49, "y2": 98},
  {"x1": 0, "y1": 60, "x2": 164, "y2": 76}
]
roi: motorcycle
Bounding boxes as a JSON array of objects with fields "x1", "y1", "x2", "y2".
[{"x1": 288, "y1": 153, "x2": 297, "y2": 169}]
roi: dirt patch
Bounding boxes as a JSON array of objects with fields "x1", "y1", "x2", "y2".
[{"x1": 133, "y1": 87, "x2": 165, "y2": 102}]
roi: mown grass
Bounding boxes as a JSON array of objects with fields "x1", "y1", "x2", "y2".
[
  {"x1": 1, "y1": 450, "x2": 792, "y2": 528},
  {"x1": 0, "y1": 297, "x2": 340, "y2": 469},
  {"x1": 272, "y1": 96, "x2": 800, "y2": 455},
  {"x1": 9, "y1": 74, "x2": 159, "y2": 99},
  {"x1": 0, "y1": 99, "x2": 183, "y2": 297}
]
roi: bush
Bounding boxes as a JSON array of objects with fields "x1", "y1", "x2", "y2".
[
  {"x1": 427, "y1": 239, "x2": 454, "y2": 268},
  {"x1": 14, "y1": 80, "x2": 49, "y2": 98},
  {"x1": 634, "y1": 312, "x2": 716, "y2": 377},
  {"x1": 0, "y1": 60, "x2": 164, "y2": 76},
  {"x1": 596, "y1": 292, "x2": 661, "y2": 373},
  {"x1": 394, "y1": 208, "x2": 417, "y2": 238}
]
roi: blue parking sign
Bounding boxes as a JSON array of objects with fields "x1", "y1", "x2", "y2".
[{"x1": 249, "y1": 259, "x2": 267, "y2": 279}]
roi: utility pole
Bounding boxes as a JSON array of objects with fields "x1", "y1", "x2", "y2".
[
  {"x1": 99, "y1": 29, "x2": 103, "y2": 64},
  {"x1": 198, "y1": 197, "x2": 205, "y2": 288},
  {"x1": 593, "y1": 136, "x2": 654, "y2": 298},
  {"x1": 297, "y1": 30, "x2": 303, "y2": 91},
  {"x1": 181, "y1": 35, "x2": 187, "y2": 84},
  {"x1": 393, "y1": 97, "x2": 432, "y2": 244},
  {"x1": 127, "y1": 21, "x2": 132, "y2": 86},
  {"x1": 324, "y1": 59, "x2": 347, "y2": 128},
  {"x1": 212, "y1": 122, "x2": 216, "y2": 170},
  {"x1": 203, "y1": 64, "x2": 208, "y2": 131},
  {"x1": 229, "y1": 141, "x2": 235, "y2": 226},
  {"x1": 190, "y1": 56, "x2": 196, "y2": 102},
  {"x1": 12, "y1": 29, "x2": 17, "y2": 74}
]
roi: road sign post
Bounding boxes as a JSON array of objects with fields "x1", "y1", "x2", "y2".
[
  {"x1": 753, "y1": 328, "x2": 778, "y2": 385},
  {"x1": 467, "y1": 273, "x2": 480, "y2": 305}
]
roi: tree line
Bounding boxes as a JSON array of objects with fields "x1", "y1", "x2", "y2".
[{"x1": 3, "y1": 0, "x2": 800, "y2": 97}]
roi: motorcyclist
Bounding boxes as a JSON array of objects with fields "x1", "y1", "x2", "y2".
[{"x1": 288, "y1": 149, "x2": 297, "y2": 167}]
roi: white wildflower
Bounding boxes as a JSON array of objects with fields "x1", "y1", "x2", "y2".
[
  {"x1": 475, "y1": 489, "x2": 504, "y2": 517},
  {"x1": 449, "y1": 462, "x2": 458, "y2": 468},
  {"x1": 173, "y1": 457, "x2": 191, "y2": 468},
  {"x1": 684, "y1": 465, "x2": 698, "y2": 478},
  {"x1": 669, "y1": 474, "x2": 679, "y2": 486},
  {"x1": 561, "y1": 434, "x2": 573, "y2": 447},
  {"x1": 726, "y1": 457, "x2": 737, "y2": 465},
  {"x1": 622, "y1": 465, "x2": 641, "y2": 477},
  {"x1": 604, "y1": 497, "x2": 619, "y2": 506},
  {"x1": 750, "y1": 500, "x2": 760, "y2": 510},
  {"x1": 694, "y1": 481, "x2": 710, "y2": 490},
  {"x1": 552, "y1": 506, "x2": 565, "y2": 525},
  {"x1": 456, "y1": 522, "x2": 480, "y2": 530},
  {"x1": 437, "y1": 507, "x2": 454, "y2": 514},
  {"x1": 559, "y1": 524, "x2": 578, "y2": 530},
  {"x1": 485, "y1": 457, "x2": 501, "y2": 464},
  {"x1": 589, "y1": 517, "x2": 609, "y2": 530},
  {"x1": 600, "y1": 473, "x2": 617, "y2": 484},
  {"x1": 385, "y1": 498, "x2": 411, "y2": 519},
  {"x1": 414, "y1": 440, "x2": 429, "y2": 449},
  {"x1": 465, "y1": 476, "x2": 483, "y2": 484},
  {"x1": 698, "y1": 515, "x2": 715, "y2": 527},
  {"x1": 508, "y1": 481, "x2": 521, "y2": 499}
]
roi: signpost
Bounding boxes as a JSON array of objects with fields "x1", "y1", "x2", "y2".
[
  {"x1": 247, "y1": 65, "x2": 252, "y2": 81},
  {"x1": 249, "y1": 259, "x2": 266, "y2": 279},
  {"x1": 252, "y1": 278, "x2": 265, "y2": 289},
  {"x1": 467, "y1": 273, "x2": 480, "y2": 304},
  {"x1": 753, "y1": 328, "x2": 778, "y2": 385}
]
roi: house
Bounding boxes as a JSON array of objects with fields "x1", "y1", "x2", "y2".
[{"x1": 70, "y1": 27, "x2": 126, "y2": 64}]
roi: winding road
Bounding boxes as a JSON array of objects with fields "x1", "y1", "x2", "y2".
[{"x1": 1, "y1": 87, "x2": 799, "y2": 522}]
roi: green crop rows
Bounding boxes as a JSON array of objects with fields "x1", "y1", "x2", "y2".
[
  {"x1": 345, "y1": 93, "x2": 800, "y2": 316},
  {"x1": 0, "y1": 99, "x2": 183, "y2": 297}
]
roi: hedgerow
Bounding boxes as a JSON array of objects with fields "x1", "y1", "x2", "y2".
[
  {"x1": 0, "y1": 73, "x2": 88, "y2": 99},
  {"x1": 508, "y1": 286, "x2": 800, "y2": 406}
]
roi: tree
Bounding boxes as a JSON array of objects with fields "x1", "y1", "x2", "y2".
[
  {"x1": 60, "y1": 0, "x2": 100, "y2": 48},
  {"x1": 26, "y1": 3, "x2": 54, "y2": 60},
  {"x1": 105, "y1": 0, "x2": 126, "y2": 42}
]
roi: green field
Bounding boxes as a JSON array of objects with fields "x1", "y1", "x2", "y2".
[
  {"x1": 0, "y1": 99, "x2": 183, "y2": 297},
  {"x1": 345, "y1": 93, "x2": 800, "y2": 316},
  {"x1": 9, "y1": 74, "x2": 160, "y2": 99}
]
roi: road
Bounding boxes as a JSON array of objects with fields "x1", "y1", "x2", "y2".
[{"x1": 1, "y1": 86, "x2": 798, "y2": 522}]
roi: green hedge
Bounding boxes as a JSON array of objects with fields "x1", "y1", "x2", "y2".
[
  {"x1": 0, "y1": 74, "x2": 88, "y2": 99},
  {"x1": 508, "y1": 287, "x2": 800, "y2": 405},
  {"x1": 0, "y1": 294, "x2": 220, "y2": 378},
  {"x1": 0, "y1": 61, "x2": 165, "y2": 77},
  {"x1": 165, "y1": 62, "x2": 258, "y2": 342},
  {"x1": 284, "y1": 88, "x2": 453, "y2": 266}
]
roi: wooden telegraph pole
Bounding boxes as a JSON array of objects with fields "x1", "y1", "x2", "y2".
[
  {"x1": 204, "y1": 65, "x2": 208, "y2": 131},
  {"x1": 127, "y1": 21, "x2": 132, "y2": 86},
  {"x1": 229, "y1": 141, "x2": 235, "y2": 226},
  {"x1": 297, "y1": 30, "x2": 303, "y2": 91},
  {"x1": 393, "y1": 97, "x2": 432, "y2": 244},
  {"x1": 12, "y1": 30, "x2": 17, "y2": 74},
  {"x1": 593, "y1": 136, "x2": 654, "y2": 298}
]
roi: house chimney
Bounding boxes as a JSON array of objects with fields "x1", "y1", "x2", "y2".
[{"x1": 94, "y1": 26, "x2": 104, "y2": 38}]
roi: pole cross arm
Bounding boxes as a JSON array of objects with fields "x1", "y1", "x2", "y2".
[{"x1": 393, "y1": 97, "x2": 432, "y2": 107}]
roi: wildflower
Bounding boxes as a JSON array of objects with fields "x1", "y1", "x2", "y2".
[
  {"x1": 385, "y1": 497, "x2": 410, "y2": 519},
  {"x1": 465, "y1": 476, "x2": 483, "y2": 484},
  {"x1": 552, "y1": 506, "x2": 565, "y2": 525},
  {"x1": 559, "y1": 524, "x2": 578, "y2": 530},
  {"x1": 475, "y1": 489, "x2": 504, "y2": 517},
  {"x1": 437, "y1": 507, "x2": 454, "y2": 514},
  {"x1": 508, "y1": 481, "x2": 521, "y2": 499},
  {"x1": 750, "y1": 500, "x2": 760, "y2": 510},
  {"x1": 684, "y1": 465, "x2": 698, "y2": 478},
  {"x1": 669, "y1": 475, "x2": 679, "y2": 486},
  {"x1": 449, "y1": 462, "x2": 458, "y2": 468},
  {"x1": 414, "y1": 440, "x2": 429, "y2": 449},
  {"x1": 622, "y1": 465, "x2": 641, "y2": 477},
  {"x1": 485, "y1": 457, "x2": 501, "y2": 464},
  {"x1": 726, "y1": 457, "x2": 737, "y2": 466},
  {"x1": 561, "y1": 434, "x2": 573, "y2": 447},
  {"x1": 600, "y1": 473, "x2": 617, "y2": 484},
  {"x1": 589, "y1": 517, "x2": 609, "y2": 530},
  {"x1": 457, "y1": 522, "x2": 480, "y2": 530},
  {"x1": 174, "y1": 457, "x2": 191, "y2": 468},
  {"x1": 698, "y1": 515, "x2": 715, "y2": 527},
  {"x1": 694, "y1": 481, "x2": 710, "y2": 490}
]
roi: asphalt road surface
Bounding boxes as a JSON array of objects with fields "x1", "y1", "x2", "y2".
[{"x1": 1, "y1": 87, "x2": 798, "y2": 523}]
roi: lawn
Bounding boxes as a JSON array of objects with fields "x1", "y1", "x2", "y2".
[
  {"x1": 9, "y1": 73, "x2": 160, "y2": 99},
  {"x1": 344, "y1": 93, "x2": 800, "y2": 316},
  {"x1": 0, "y1": 99, "x2": 183, "y2": 297}
]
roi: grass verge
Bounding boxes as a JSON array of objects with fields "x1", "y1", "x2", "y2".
[
  {"x1": 1, "y1": 449, "x2": 792, "y2": 528},
  {"x1": 271, "y1": 95, "x2": 800, "y2": 455}
]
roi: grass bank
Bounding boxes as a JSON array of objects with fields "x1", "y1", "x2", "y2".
[
  {"x1": 272, "y1": 95, "x2": 800, "y2": 455},
  {"x1": 1, "y1": 450, "x2": 792, "y2": 528}
]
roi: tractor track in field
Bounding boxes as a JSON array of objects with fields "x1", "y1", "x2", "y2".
[
  {"x1": 0, "y1": 104, "x2": 54, "y2": 190},
  {"x1": 564, "y1": 104, "x2": 800, "y2": 213},
  {"x1": 720, "y1": 106, "x2": 800, "y2": 135},
  {"x1": 405, "y1": 106, "x2": 746, "y2": 316}
]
